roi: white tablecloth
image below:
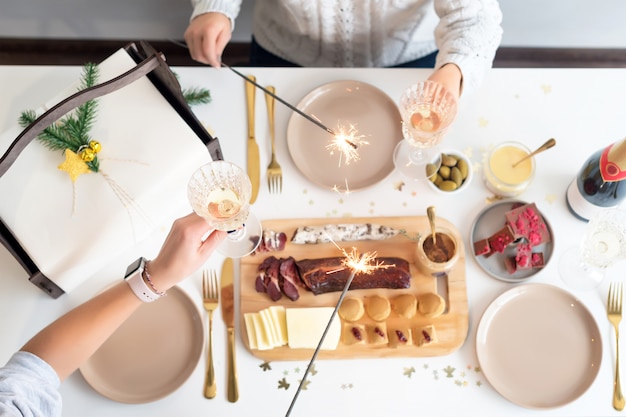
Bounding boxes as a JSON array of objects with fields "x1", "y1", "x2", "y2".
[{"x1": 1, "y1": 63, "x2": 625, "y2": 417}]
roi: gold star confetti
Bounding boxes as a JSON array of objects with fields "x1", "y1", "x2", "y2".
[
  {"x1": 298, "y1": 379, "x2": 311, "y2": 390},
  {"x1": 277, "y1": 377, "x2": 290, "y2": 390},
  {"x1": 404, "y1": 367, "x2": 416, "y2": 378},
  {"x1": 394, "y1": 181, "x2": 405, "y2": 191},
  {"x1": 545, "y1": 193, "x2": 557, "y2": 204},
  {"x1": 478, "y1": 117, "x2": 489, "y2": 127},
  {"x1": 541, "y1": 84, "x2": 552, "y2": 94},
  {"x1": 58, "y1": 149, "x2": 91, "y2": 182}
]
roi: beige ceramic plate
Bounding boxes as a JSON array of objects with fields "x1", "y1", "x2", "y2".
[
  {"x1": 476, "y1": 284, "x2": 602, "y2": 409},
  {"x1": 287, "y1": 80, "x2": 402, "y2": 191},
  {"x1": 79, "y1": 286, "x2": 203, "y2": 403}
]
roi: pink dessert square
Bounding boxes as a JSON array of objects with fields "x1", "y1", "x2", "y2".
[
  {"x1": 515, "y1": 243, "x2": 533, "y2": 269},
  {"x1": 474, "y1": 238, "x2": 491, "y2": 256},
  {"x1": 504, "y1": 256, "x2": 517, "y2": 274},
  {"x1": 488, "y1": 225, "x2": 515, "y2": 253},
  {"x1": 531, "y1": 252, "x2": 545, "y2": 268},
  {"x1": 505, "y1": 203, "x2": 551, "y2": 246}
]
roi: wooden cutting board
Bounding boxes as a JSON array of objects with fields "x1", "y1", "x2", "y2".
[{"x1": 239, "y1": 216, "x2": 468, "y2": 360}]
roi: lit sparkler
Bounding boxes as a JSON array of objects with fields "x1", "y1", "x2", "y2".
[
  {"x1": 285, "y1": 246, "x2": 390, "y2": 417},
  {"x1": 338, "y1": 246, "x2": 390, "y2": 274},
  {"x1": 326, "y1": 123, "x2": 369, "y2": 166}
]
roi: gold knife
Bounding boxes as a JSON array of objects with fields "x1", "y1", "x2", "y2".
[
  {"x1": 245, "y1": 76, "x2": 260, "y2": 204},
  {"x1": 220, "y1": 258, "x2": 238, "y2": 402}
]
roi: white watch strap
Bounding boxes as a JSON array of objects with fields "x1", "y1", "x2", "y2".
[{"x1": 126, "y1": 270, "x2": 160, "y2": 302}]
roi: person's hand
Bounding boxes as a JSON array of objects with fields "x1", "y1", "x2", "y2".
[
  {"x1": 148, "y1": 213, "x2": 226, "y2": 291},
  {"x1": 427, "y1": 63, "x2": 463, "y2": 100},
  {"x1": 184, "y1": 12, "x2": 232, "y2": 67}
]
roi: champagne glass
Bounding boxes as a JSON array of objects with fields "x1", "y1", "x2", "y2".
[
  {"x1": 188, "y1": 160, "x2": 262, "y2": 257},
  {"x1": 559, "y1": 208, "x2": 626, "y2": 290},
  {"x1": 393, "y1": 80, "x2": 458, "y2": 180}
]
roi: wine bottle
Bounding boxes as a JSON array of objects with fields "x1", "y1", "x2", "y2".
[{"x1": 566, "y1": 138, "x2": 626, "y2": 221}]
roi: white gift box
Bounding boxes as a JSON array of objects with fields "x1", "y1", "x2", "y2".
[{"x1": 0, "y1": 45, "x2": 218, "y2": 296}]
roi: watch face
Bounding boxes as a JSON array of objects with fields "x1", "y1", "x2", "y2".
[{"x1": 124, "y1": 257, "x2": 145, "y2": 279}]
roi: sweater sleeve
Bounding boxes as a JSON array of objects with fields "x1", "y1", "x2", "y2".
[
  {"x1": 433, "y1": 0, "x2": 503, "y2": 96},
  {"x1": 189, "y1": 0, "x2": 243, "y2": 31},
  {"x1": 0, "y1": 352, "x2": 62, "y2": 417}
]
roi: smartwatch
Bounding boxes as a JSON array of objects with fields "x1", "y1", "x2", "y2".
[{"x1": 124, "y1": 257, "x2": 161, "y2": 302}]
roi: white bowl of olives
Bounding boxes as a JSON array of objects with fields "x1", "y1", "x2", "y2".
[{"x1": 426, "y1": 150, "x2": 472, "y2": 194}]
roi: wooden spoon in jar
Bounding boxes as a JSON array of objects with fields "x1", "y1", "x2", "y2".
[{"x1": 512, "y1": 137, "x2": 556, "y2": 168}]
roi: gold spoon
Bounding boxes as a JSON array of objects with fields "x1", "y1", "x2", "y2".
[
  {"x1": 427, "y1": 206, "x2": 437, "y2": 245},
  {"x1": 426, "y1": 206, "x2": 449, "y2": 260},
  {"x1": 512, "y1": 137, "x2": 556, "y2": 168}
]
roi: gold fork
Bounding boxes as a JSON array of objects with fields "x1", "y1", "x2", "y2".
[
  {"x1": 608, "y1": 281, "x2": 625, "y2": 411},
  {"x1": 264, "y1": 86, "x2": 283, "y2": 194},
  {"x1": 202, "y1": 269, "x2": 219, "y2": 399}
]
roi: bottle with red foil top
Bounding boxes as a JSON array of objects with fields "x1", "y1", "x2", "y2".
[{"x1": 566, "y1": 138, "x2": 626, "y2": 221}]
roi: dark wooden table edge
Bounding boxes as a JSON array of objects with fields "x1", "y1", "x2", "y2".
[{"x1": 2, "y1": 38, "x2": 626, "y2": 68}]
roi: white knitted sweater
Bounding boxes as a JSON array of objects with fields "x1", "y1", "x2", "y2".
[{"x1": 191, "y1": 0, "x2": 503, "y2": 94}]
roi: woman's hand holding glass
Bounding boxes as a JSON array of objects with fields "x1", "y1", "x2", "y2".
[
  {"x1": 393, "y1": 80, "x2": 458, "y2": 181},
  {"x1": 188, "y1": 160, "x2": 262, "y2": 258}
]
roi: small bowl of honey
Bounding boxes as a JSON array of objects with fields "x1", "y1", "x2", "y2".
[{"x1": 482, "y1": 142, "x2": 535, "y2": 197}]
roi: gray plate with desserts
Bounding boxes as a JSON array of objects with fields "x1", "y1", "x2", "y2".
[{"x1": 469, "y1": 199, "x2": 554, "y2": 282}]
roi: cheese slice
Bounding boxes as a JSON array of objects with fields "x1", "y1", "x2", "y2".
[
  {"x1": 286, "y1": 307, "x2": 341, "y2": 350},
  {"x1": 269, "y1": 305, "x2": 288, "y2": 346},
  {"x1": 259, "y1": 308, "x2": 279, "y2": 347},
  {"x1": 251, "y1": 313, "x2": 272, "y2": 350},
  {"x1": 243, "y1": 313, "x2": 258, "y2": 350}
]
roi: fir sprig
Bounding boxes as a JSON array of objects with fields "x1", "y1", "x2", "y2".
[
  {"x1": 18, "y1": 63, "x2": 100, "y2": 172},
  {"x1": 18, "y1": 65, "x2": 210, "y2": 175},
  {"x1": 182, "y1": 87, "x2": 212, "y2": 106},
  {"x1": 173, "y1": 71, "x2": 212, "y2": 106}
]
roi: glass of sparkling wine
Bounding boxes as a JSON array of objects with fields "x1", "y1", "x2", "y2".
[
  {"x1": 559, "y1": 208, "x2": 626, "y2": 290},
  {"x1": 187, "y1": 160, "x2": 262, "y2": 257},
  {"x1": 393, "y1": 80, "x2": 458, "y2": 180}
]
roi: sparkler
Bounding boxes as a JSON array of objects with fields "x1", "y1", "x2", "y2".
[
  {"x1": 285, "y1": 247, "x2": 391, "y2": 417},
  {"x1": 223, "y1": 64, "x2": 368, "y2": 165},
  {"x1": 222, "y1": 63, "x2": 337, "y2": 136},
  {"x1": 326, "y1": 123, "x2": 369, "y2": 166}
]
